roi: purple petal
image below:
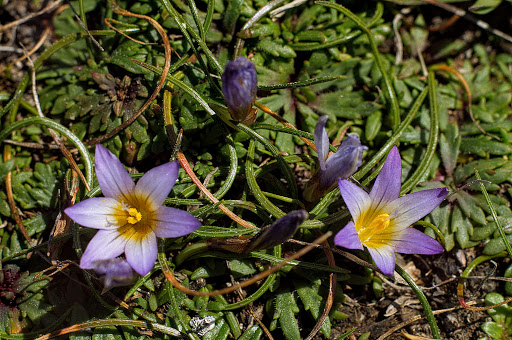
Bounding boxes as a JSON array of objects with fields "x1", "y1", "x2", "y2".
[
  {"x1": 334, "y1": 221, "x2": 363, "y2": 250},
  {"x1": 92, "y1": 258, "x2": 137, "y2": 290},
  {"x1": 390, "y1": 188, "x2": 449, "y2": 229},
  {"x1": 319, "y1": 134, "x2": 366, "y2": 190},
  {"x1": 314, "y1": 115, "x2": 330, "y2": 170},
  {"x1": 80, "y1": 230, "x2": 127, "y2": 269},
  {"x1": 394, "y1": 228, "x2": 444, "y2": 255},
  {"x1": 125, "y1": 232, "x2": 158, "y2": 275},
  {"x1": 245, "y1": 210, "x2": 307, "y2": 252},
  {"x1": 135, "y1": 161, "x2": 180, "y2": 207},
  {"x1": 338, "y1": 178, "x2": 371, "y2": 221},
  {"x1": 367, "y1": 245, "x2": 396, "y2": 276},
  {"x1": 153, "y1": 206, "x2": 201, "y2": 238},
  {"x1": 221, "y1": 57, "x2": 257, "y2": 122},
  {"x1": 65, "y1": 197, "x2": 120, "y2": 229},
  {"x1": 95, "y1": 145, "x2": 134, "y2": 200},
  {"x1": 369, "y1": 146, "x2": 402, "y2": 209}
]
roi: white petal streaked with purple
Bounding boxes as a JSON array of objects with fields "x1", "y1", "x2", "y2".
[
  {"x1": 135, "y1": 161, "x2": 179, "y2": 207},
  {"x1": 367, "y1": 245, "x2": 396, "y2": 276},
  {"x1": 125, "y1": 232, "x2": 158, "y2": 275},
  {"x1": 95, "y1": 145, "x2": 135, "y2": 200},
  {"x1": 338, "y1": 179, "x2": 371, "y2": 220},
  {"x1": 390, "y1": 188, "x2": 449, "y2": 230},
  {"x1": 153, "y1": 206, "x2": 201, "y2": 238},
  {"x1": 80, "y1": 229, "x2": 127, "y2": 269},
  {"x1": 64, "y1": 197, "x2": 120, "y2": 230}
]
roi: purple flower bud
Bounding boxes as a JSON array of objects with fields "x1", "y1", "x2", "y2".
[
  {"x1": 221, "y1": 57, "x2": 258, "y2": 125},
  {"x1": 92, "y1": 258, "x2": 138, "y2": 290},
  {"x1": 245, "y1": 210, "x2": 308, "y2": 252}
]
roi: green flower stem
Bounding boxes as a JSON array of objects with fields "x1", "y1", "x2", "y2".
[
  {"x1": 212, "y1": 117, "x2": 238, "y2": 200},
  {"x1": 354, "y1": 86, "x2": 429, "y2": 182},
  {"x1": 395, "y1": 264, "x2": 440, "y2": 339},
  {"x1": 401, "y1": 72, "x2": 440, "y2": 194},
  {"x1": 262, "y1": 191, "x2": 306, "y2": 209},
  {"x1": 185, "y1": 0, "x2": 206, "y2": 41},
  {"x1": 246, "y1": 140, "x2": 286, "y2": 218},
  {"x1": 45, "y1": 318, "x2": 181, "y2": 338},
  {"x1": 316, "y1": 1, "x2": 400, "y2": 131},
  {"x1": 475, "y1": 170, "x2": 512, "y2": 259},
  {"x1": 78, "y1": 0, "x2": 95, "y2": 60},
  {"x1": 204, "y1": 0, "x2": 214, "y2": 33},
  {"x1": 257, "y1": 76, "x2": 342, "y2": 90},
  {"x1": 175, "y1": 241, "x2": 209, "y2": 265},
  {"x1": 217, "y1": 246, "x2": 281, "y2": 311},
  {"x1": 160, "y1": 0, "x2": 222, "y2": 75},
  {"x1": 309, "y1": 187, "x2": 340, "y2": 217},
  {"x1": 124, "y1": 267, "x2": 159, "y2": 301},
  {"x1": 218, "y1": 273, "x2": 277, "y2": 311},
  {"x1": 157, "y1": 240, "x2": 199, "y2": 340},
  {"x1": 0, "y1": 117, "x2": 93, "y2": 187},
  {"x1": 240, "y1": 124, "x2": 298, "y2": 199},
  {"x1": 290, "y1": 2, "x2": 383, "y2": 51}
]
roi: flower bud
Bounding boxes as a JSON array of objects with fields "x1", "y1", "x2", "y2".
[
  {"x1": 92, "y1": 258, "x2": 138, "y2": 291},
  {"x1": 221, "y1": 57, "x2": 258, "y2": 125},
  {"x1": 244, "y1": 210, "x2": 308, "y2": 252}
]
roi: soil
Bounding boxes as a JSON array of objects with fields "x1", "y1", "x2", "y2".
[{"x1": 331, "y1": 249, "x2": 500, "y2": 339}]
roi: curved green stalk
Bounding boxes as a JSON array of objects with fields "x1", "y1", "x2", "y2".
[
  {"x1": 401, "y1": 72, "x2": 439, "y2": 194},
  {"x1": 246, "y1": 140, "x2": 286, "y2": 218},
  {"x1": 475, "y1": 170, "x2": 512, "y2": 259},
  {"x1": 290, "y1": 2, "x2": 383, "y2": 51},
  {"x1": 240, "y1": 124, "x2": 298, "y2": 199},
  {"x1": 316, "y1": 1, "x2": 400, "y2": 130},
  {"x1": 354, "y1": 86, "x2": 429, "y2": 182},
  {"x1": 160, "y1": 0, "x2": 222, "y2": 75},
  {"x1": 395, "y1": 264, "x2": 440, "y2": 339},
  {"x1": 257, "y1": 76, "x2": 342, "y2": 90},
  {"x1": 0, "y1": 116, "x2": 93, "y2": 187}
]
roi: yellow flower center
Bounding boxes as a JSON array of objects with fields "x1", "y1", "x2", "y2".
[
  {"x1": 356, "y1": 212, "x2": 393, "y2": 248},
  {"x1": 126, "y1": 208, "x2": 142, "y2": 224},
  {"x1": 112, "y1": 194, "x2": 156, "y2": 242}
]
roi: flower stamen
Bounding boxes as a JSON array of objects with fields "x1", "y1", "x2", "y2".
[
  {"x1": 358, "y1": 213, "x2": 391, "y2": 243},
  {"x1": 126, "y1": 208, "x2": 142, "y2": 224}
]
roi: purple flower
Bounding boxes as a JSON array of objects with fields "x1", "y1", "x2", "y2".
[
  {"x1": 92, "y1": 258, "x2": 137, "y2": 290},
  {"x1": 245, "y1": 210, "x2": 308, "y2": 252},
  {"x1": 334, "y1": 146, "x2": 448, "y2": 276},
  {"x1": 65, "y1": 145, "x2": 201, "y2": 276},
  {"x1": 305, "y1": 115, "x2": 366, "y2": 201},
  {"x1": 221, "y1": 57, "x2": 258, "y2": 125}
]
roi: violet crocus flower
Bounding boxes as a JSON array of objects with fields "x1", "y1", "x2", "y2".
[
  {"x1": 65, "y1": 145, "x2": 201, "y2": 276},
  {"x1": 221, "y1": 57, "x2": 258, "y2": 125},
  {"x1": 304, "y1": 115, "x2": 366, "y2": 201},
  {"x1": 334, "y1": 146, "x2": 448, "y2": 276}
]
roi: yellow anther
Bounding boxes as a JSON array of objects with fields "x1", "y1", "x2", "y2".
[
  {"x1": 367, "y1": 213, "x2": 390, "y2": 233},
  {"x1": 126, "y1": 208, "x2": 142, "y2": 224},
  {"x1": 358, "y1": 213, "x2": 391, "y2": 244}
]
